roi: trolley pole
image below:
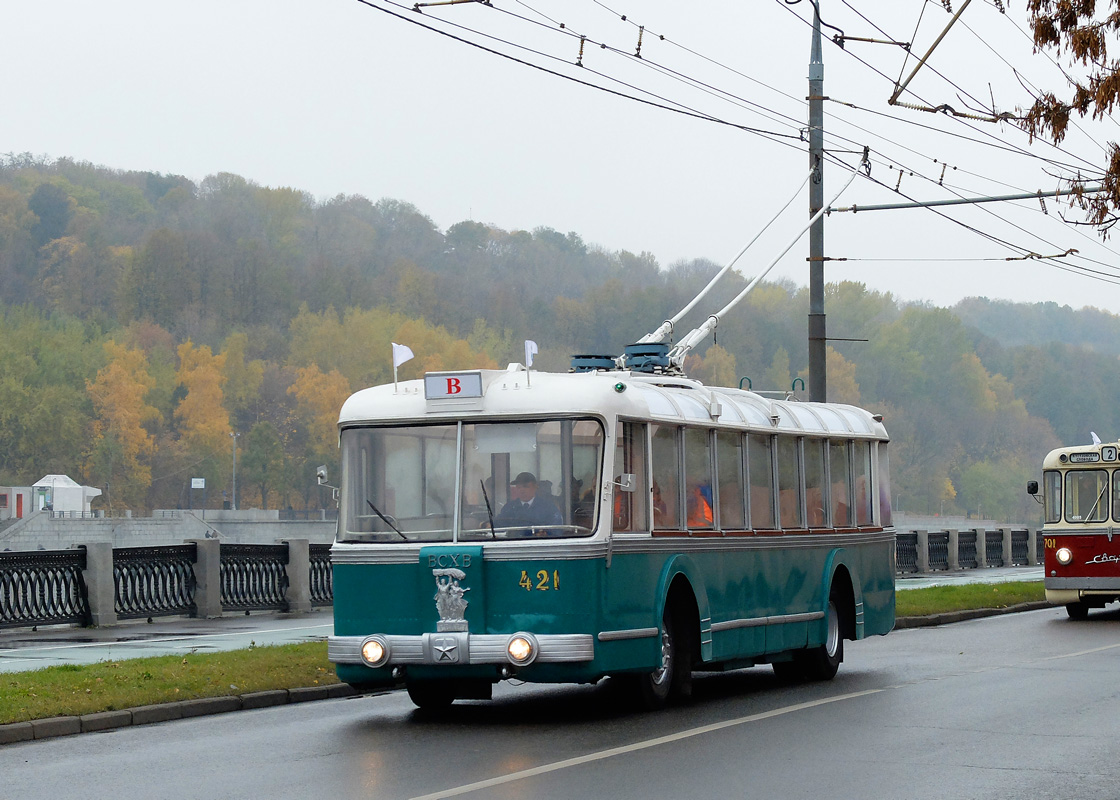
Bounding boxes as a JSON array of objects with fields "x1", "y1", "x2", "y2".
[{"x1": 808, "y1": 0, "x2": 827, "y2": 402}]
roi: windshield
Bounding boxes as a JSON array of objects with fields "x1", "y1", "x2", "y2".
[{"x1": 339, "y1": 418, "x2": 604, "y2": 542}]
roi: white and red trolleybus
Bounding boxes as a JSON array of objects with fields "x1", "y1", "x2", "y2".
[{"x1": 1029, "y1": 439, "x2": 1120, "y2": 619}]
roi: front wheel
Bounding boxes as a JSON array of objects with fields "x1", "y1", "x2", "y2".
[{"x1": 1066, "y1": 601, "x2": 1090, "y2": 621}]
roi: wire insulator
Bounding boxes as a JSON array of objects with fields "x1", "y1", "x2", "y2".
[{"x1": 635, "y1": 25, "x2": 644, "y2": 58}]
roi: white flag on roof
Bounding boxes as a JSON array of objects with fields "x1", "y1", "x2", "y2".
[
  {"x1": 1092, "y1": 431, "x2": 1102, "y2": 445},
  {"x1": 524, "y1": 340, "x2": 539, "y2": 368},
  {"x1": 392, "y1": 342, "x2": 415, "y2": 368}
]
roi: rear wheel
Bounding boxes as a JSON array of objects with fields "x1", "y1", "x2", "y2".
[
  {"x1": 635, "y1": 608, "x2": 692, "y2": 709},
  {"x1": 1066, "y1": 601, "x2": 1090, "y2": 621},
  {"x1": 406, "y1": 680, "x2": 455, "y2": 710},
  {"x1": 797, "y1": 592, "x2": 845, "y2": 681}
]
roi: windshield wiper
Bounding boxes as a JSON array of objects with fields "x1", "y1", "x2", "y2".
[
  {"x1": 479, "y1": 480, "x2": 497, "y2": 539},
  {"x1": 366, "y1": 499, "x2": 407, "y2": 540}
]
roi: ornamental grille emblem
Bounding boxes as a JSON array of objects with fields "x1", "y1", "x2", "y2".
[{"x1": 433, "y1": 567, "x2": 469, "y2": 632}]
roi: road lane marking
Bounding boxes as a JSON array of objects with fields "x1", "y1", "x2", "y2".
[
  {"x1": 1040, "y1": 641, "x2": 1120, "y2": 661},
  {"x1": 409, "y1": 688, "x2": 884, "y2": 800}
]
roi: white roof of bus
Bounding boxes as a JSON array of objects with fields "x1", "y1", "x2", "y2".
[
  {"x1": 1041, "y1": 442, "x2": 1119, "y2": 469},
  {"x1": 337, "y1": 367, "x2": 888, "y2": 439}
]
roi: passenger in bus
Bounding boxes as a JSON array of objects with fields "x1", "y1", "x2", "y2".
[
  {"x1": 652, "y1": 482, "x2": 668, "y2": 525},
  {"x1": 493, "y1": 472, "x2": 562, "y2": 532},
  {"x1": 687, "y1": 483, "x2": 713, "y2": 527}
]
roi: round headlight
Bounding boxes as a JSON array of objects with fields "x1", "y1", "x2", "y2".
[
  {"x1": 360, "y1": 636, "x2": 390, "y2": 668},
  {"x1": 506, "y1": 632, "x2": 539, "y2": 665},
  {"x1": 1055, "y1": 547, "x2": 1074, "y2": 566}
]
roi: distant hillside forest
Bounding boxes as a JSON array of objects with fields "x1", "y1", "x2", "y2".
[{"x1": 1, "y1": 153, "x2": 1117, "y2": 521}]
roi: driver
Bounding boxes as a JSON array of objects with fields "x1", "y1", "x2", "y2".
[{"x1": 493, "y1": 472, "x2": 562, "y2": 531}]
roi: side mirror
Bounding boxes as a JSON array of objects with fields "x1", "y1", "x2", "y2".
[
  {"x1": 615, "y1": 474, "x2": 635, "y2": 492},
  {"x1": 316, "y1": 465, "x2": 328, "y2": 485},
  {"x1": 1026, "y1": 480, "x2": 1038, "y2": 496}
]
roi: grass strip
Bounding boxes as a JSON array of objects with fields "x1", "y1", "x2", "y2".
[
  {"x1": 1, "y1": 581, "x2": 1048, "y2": 726},
  {"x1": 895, "y1": 580, "x2": 1045, "y2": 618},
  {"x1": 0, "y1": 641, "x2": 339, "y2": 725}
]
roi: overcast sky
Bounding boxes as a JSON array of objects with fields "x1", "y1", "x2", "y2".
[{"x1": 7, "y1": 0, "x2": 1120, "y2": 312}]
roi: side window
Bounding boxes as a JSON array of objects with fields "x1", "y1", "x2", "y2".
[
  {"x1": 804, "y1": 438, "x2": 826, "y2": 528},
  {"x1": 651, "y1": 425, "x2": 680, "y2": 530},
  {"x1": 853, "y1": 440, "x2": 873, "y2": 526},
  {"x1": 877, "y1": 443, "x2": 892, "y2": 528},
  {"x1": 1112, "y1": 470, "x2": 1120, "y2": 524},
  {"x1": 829, "y1": 440, "x2": 851, "y2": 527},
  {"x1": 684, "y1": 428, "x2": 714, "y2": 529},
  {"x1": 748, "y1": 433, "x2": 775, "y2": 529},
  {"x1": 614, "y1": 421, "x2": 649, "y2": 532},
  {"x1": 1044, "y1": 470, "x2": 1062, "y2": 524},
  {"x1": 717, "y1": 431, "x2": 746, "y2": 529},
  {"x1": 776, "y1": 436, "x2": 803, "y2": 529}
]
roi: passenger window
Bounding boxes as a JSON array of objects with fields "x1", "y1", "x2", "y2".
[
  {"x1": 748, "y1": 434, "x2": 775, "y2": 529},
  {"x1": 829, "y1": 441, "x2": 852, "y2": 527},
  {"x1": 717, "y1": 431, "x2": 746, "y2": 529},
  {"x1": 684, "y1": 428, "x2": 714, "y2": 529},
  {"x1": 651, "y1": 425, "x2": 680, "y2": 530},
  {"x1": 853, "y1": 441, "x2": 872, "y2": 526},
  {"x1": 776, "y1": 436, "x2": 803, "y2": 529},
  {"x1": 614, "y1": 422, "x2": 649, "y2": 532},
  {"x1": 804, "y1": 439, "x2": 826, "y2": 528}
]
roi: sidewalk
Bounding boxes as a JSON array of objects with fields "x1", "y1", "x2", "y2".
[
  {"x1": 896, "y1": 565, "x2": 1043, "y2": 591},
  {"x1": 0, "y1": 609, "x2": 333, "y2": 674}
]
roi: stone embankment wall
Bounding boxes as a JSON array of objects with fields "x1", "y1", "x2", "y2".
[{"x1": 0, "y1": 510, "x2": 335, "y2": 551}]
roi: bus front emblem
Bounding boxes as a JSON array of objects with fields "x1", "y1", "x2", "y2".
[{"x1": 433, "y1": 567, "x2": 470, "y2": 632}]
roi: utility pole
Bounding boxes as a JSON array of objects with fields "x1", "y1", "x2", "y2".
[
  {"x1": 230, "y1": 431, "x2": 240, "y2": 511},
  {"x1": 808, "y1": 0, "x2": 827, "y2": 402}
]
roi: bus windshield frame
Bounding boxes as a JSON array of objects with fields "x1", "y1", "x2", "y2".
[{"x1": 338, "y1": 417, "x2": 605, "y2": 543}]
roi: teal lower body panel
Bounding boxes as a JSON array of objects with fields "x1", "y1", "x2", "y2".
[{"x1": 329, "y1": 533, "x2": 895, "y2": 687}]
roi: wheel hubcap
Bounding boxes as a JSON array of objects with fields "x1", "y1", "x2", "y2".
[
  {"x1": 651, "y1": 629, "x2": 672, "y2": 686},
  {"x1": 824, "y1": 601, "x2": 840, "y2": 658}
]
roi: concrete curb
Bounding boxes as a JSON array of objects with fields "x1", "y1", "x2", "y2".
[
  {"x1": 893, "y1": 600, "x2": 1051, "y2": 629},
  {"x1": 0, "y1": 683, "x2": 358, "y2": 745}
]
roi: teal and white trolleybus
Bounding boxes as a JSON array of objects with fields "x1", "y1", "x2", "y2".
[{"x1": 327, "y1": 344, "x2": 896, "y2": 708}]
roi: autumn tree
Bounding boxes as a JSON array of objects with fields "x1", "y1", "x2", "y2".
[
  {"x1": 687, "y1": 344, "x2": 738, "y2": 387},
  {"x1": 86, "y1": 340, "x2": 160, "y2": 510},
  {"x1": 287, "y1": 364, "x2": 351, "y2": 508},
  {"x1": 1023, "y1": 1, "x2": 1120, "y2": 229},
  {"x1": 172, "y1": 341, "x2": 232, "y2": 504}
]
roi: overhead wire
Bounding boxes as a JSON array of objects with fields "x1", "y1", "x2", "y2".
[
  {"x1": 362, "y1": 0, "x2": 1120, "y2": 289},
  {"x1": 774, "y1": 0, "x2": 1103, "y2": 177},
  {"x1": 354, "y1": 0, "x2": 805, "y2": 145}
]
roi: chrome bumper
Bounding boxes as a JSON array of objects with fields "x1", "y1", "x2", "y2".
[{"x1": 328, "y1": 632, "x2": 595, "y2": 666}]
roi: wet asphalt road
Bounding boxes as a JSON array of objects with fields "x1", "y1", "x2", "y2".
[{"x1": 2, "y1": 602, "x2": 1117, "y2": 800}]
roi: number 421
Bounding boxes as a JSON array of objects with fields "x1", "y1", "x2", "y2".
[{"x1": 519, "y1": 569, "x2": 559, "y2": 591}]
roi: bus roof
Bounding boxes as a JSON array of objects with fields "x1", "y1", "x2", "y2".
[
  {"x1": 338, "y1": 367, "x2": 889, "y2": 440},
  {"x1": 1042, "y1": 441, "x2": 1120, "y2": 470}
]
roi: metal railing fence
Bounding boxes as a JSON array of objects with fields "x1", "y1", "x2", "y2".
[
  {"x1": 0, "y1": 548, "x2": 89, "y2": 628},
  {"x1": 220, "y1": 544, "x2": 289, "y2": 612},
  {"x1": 113, "y1": 544, "x2": 196, "y2": 620}
]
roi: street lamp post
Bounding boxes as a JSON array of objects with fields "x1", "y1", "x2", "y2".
[{"x1": 230, "y1": 431, "x2": 240, "y2": 511}]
